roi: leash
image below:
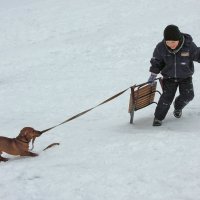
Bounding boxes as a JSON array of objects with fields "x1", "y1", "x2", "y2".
[
  {"x1": 40, "y1": 78, "x2": 162, "y2": 134},
  {"x1": 40, "y1": 86, "x2": 133, "y2": 134}
]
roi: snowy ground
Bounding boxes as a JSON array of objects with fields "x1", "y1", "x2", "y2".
[{"x1": 0, "y1": 0, "x2": 200, "y2": 200}]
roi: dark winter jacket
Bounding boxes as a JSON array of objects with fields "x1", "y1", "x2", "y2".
[{"x1": 149, "y1": 34, "x2": 200, "y2": 79}]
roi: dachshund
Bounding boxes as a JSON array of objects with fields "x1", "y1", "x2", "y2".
[{"x1": 0, "y1": 127, "x2": 41, "y2": 162}]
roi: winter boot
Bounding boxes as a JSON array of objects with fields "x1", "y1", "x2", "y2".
[
  {"x1": 173, "y1": 109, "x2": 182, "y2": 118},
  {"x1": 152, "y1": 118, "x2": 162, "y2": 126}
]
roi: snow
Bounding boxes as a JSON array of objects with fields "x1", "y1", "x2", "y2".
[{"x1": 0, "y1": 0, "x2": 200, "y2": 199}]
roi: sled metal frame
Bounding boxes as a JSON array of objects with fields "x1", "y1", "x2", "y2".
[{"x1": 128, "y1": 78, "x2": 162, "y2": 124}]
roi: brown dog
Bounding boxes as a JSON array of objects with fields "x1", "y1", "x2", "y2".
[{"x1": 0, "y1": 127, "x2": 41, "y2": 162}]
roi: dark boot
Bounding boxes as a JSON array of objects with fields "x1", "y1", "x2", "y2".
[
  {"x1": 152, "y1": 118, "x2": 162, "y2": 126},
  {"x1": 173, "y1": 109, "x2": 182, "y2": 118}
]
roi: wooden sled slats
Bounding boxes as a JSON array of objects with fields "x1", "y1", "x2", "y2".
[{"x1": 129, "y1": 81, "x2": 161, "y2": 124}]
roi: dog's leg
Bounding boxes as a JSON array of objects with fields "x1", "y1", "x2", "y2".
[
  {"x1": 0, "y1": 152, "x2": 9, "y2": 162},
  {"x1": 20, "y1": 151, "x2": 38, "y2": 157}
]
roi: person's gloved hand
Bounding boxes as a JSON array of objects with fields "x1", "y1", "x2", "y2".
[{"x1": 148, "y1": 73, "x2": 157, "y2": 84}]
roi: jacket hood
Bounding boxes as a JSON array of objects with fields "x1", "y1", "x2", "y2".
[{"x1": 182, "y1": 33, "x2": 193, "y2": 46}]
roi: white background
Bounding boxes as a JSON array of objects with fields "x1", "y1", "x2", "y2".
[{"x1": 0, "y1": 0, "x2": 200, "y2": 199}]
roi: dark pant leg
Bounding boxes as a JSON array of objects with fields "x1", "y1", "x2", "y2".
[
  {"x1": 174, "y1": 77, "x2": 194, "y2": 110},
  {"x1": 155, "y1": 79, "x2": 178, "y2": 120}
]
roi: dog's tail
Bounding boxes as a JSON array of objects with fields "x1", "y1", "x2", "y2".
[{"x1": 43, "y1": 143, "x2": 60, "y2": 151}]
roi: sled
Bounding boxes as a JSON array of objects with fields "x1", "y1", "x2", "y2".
[{"x1": 128, "y1": 79, "x2": 162, "y2": 124}]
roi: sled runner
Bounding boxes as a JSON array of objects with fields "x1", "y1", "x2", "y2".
[{"x1": 128, "y1": 79, "x2": 162, "y2": 124}]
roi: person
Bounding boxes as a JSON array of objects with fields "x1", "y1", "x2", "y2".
[{"x1": 148, "y1": 24, "x2": 200, "y2": 126}]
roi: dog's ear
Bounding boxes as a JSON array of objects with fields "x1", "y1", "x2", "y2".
[
  {"x1": 20, "y1": 127, "x2": 34, "y2": 137},
  {"x1": 20, "y1": 127, "x2": 28, "y2": 136}
]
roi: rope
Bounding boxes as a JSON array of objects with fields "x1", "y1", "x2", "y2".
[
  {"x1": 40, "y1": 86, "x2": 133, "y2": 134},
  {"x1": 40, "y1": 78, "x2": 162, "y2": 134}
]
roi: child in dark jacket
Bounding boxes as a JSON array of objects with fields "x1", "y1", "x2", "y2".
[{"x1": 148, "y1": 24, "x2": 200, "y2": 126}]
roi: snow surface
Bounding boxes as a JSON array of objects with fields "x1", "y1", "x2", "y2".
[{"x1": 0, "y1": 0, "x2": 200, "y2": 199}]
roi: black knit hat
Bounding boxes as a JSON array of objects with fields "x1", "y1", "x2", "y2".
[{"x1": 164, "y1": 25, "x2": 182, "y2": 41}]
